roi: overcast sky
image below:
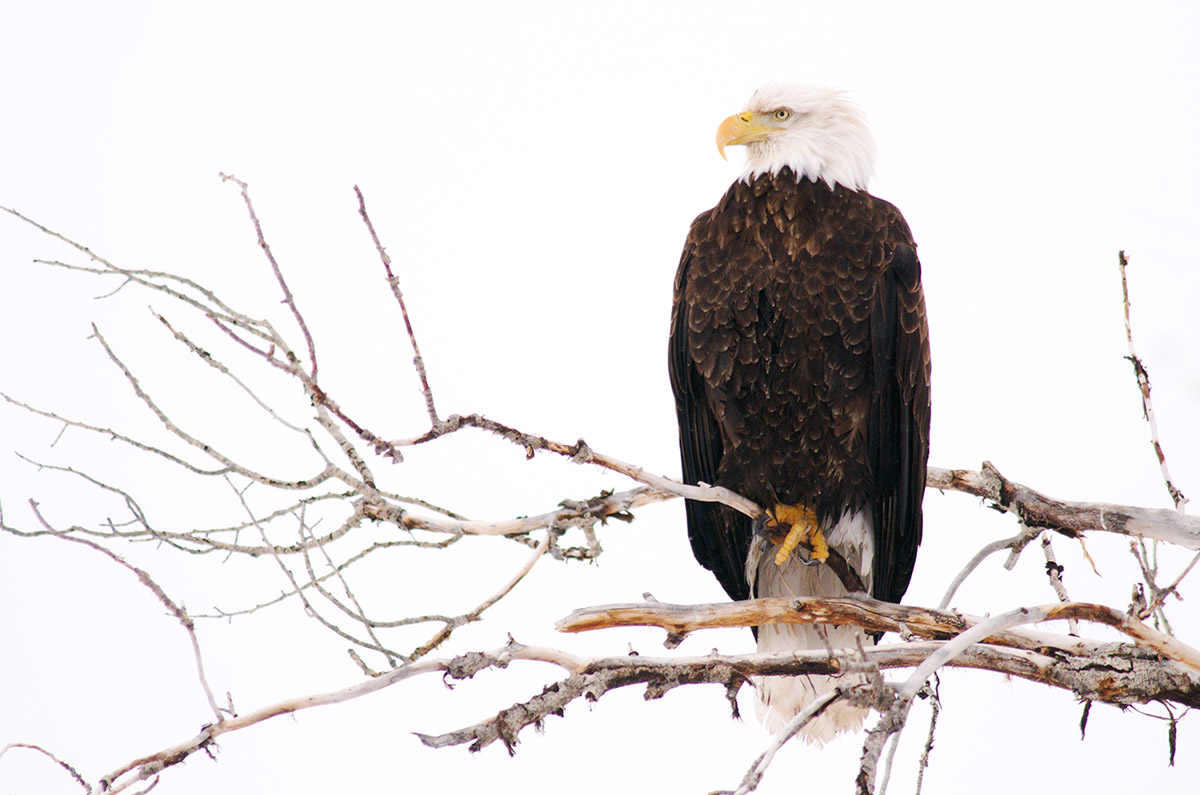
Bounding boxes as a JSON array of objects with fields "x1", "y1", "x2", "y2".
[{"x1": 3, "y1": 2, "x2": 1199, "y2": 793}]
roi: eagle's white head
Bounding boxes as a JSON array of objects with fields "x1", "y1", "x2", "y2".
[{"x1": 717, "y1": 83, "x2": 877, "y2": 191}]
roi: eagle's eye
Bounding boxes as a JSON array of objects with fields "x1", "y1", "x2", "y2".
[{"x1": 773, "y1": 108, "x2": 792, "y2": 121}]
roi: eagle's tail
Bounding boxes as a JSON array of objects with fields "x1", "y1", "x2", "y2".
[
  {"x1": 754, "y1": 622, "x2": 872, "y2": 743},
  {"x1": 748, "y1": 509, "x2": 874, "y2": 744}
]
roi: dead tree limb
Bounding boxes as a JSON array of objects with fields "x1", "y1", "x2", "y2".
[
  {"x1": 557, "y1": 594, "x2": 1200, "y2": 673},
  {"x1": 927, "y1": 463, "x2": 1200, "y2": 549},
  {"x1": 418, "y1": 630, "x2": 1200, "y2": 756},
  {"x1": 88, "y1": 626, "x2": 1199, "y2": 792}
]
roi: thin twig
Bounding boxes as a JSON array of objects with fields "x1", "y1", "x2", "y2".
[
  {"x1": 89, "y1": 323, "x2": 334, "y2": 490},
  {"x1": 858, "y1": 608, "x2": 1065, "y2": 795},
  {"x1": 0, "y1": 391, "x2": 230, "y2": 477},
  {"x1": 389, "y1": 485, "x2": 667, "y2": 537},
  {"x1": 408, "y1": 532, "x2": 552, "y2": 662},
  {"x1": 1041, "y1": 536, "x2": 1079, "y2": 635},
  {"x1": 354, "y1": 185, "x2": 439, "y2": 425},
  {"x1": 25, "y1": 502, "x2": 223, "y2": 724},
  {"x1": 394, "y1": 412, "x2": 763, "y2": 518},
  {"x1": 153, "y1": 310, "x2": 311, "y2": 435},
  {"x1": 220, "y1": 173, "x2": 318, "y2": 381},
  {"x1": 100, "y1": 649, "x2": 455, "y2": 793},
  {"x1": 1153, "y1": 551, "x2": 1200, "y2": 616},
  {"x1": 914, "y1": 678, "x2": 940, "y2": 795},
  {"x1": 878, "y1": 727, "x2": 902, "y2": 795},
  {"x1": 0, "y1": 743, "x2": 92, "y2": 794},
  {"x1": 224, "y1": 475, "x2": 399, "y2": 658},
  {"x1": 938, "y1": 524, "x2": 1040, "y2": 609},
  {"x1": 311, "y1": 400, "x2": 380, "y2": 489},
  {"x1": 1, "y1": 205, "x2": 257, "y2": 330},
  {"x1": 725, "y1": 691, "x2": 841, "y2": 795},
  {"x1": 1119, "y1": 250, "x2": 1188, "y2": 512},
  {"x1": 299, "y1": 508, "x2": 400, "y2": 668}
]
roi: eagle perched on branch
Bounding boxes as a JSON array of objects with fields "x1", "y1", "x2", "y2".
[{"x1": 668, "y1": 84, "x2": 931, "y2": 742}]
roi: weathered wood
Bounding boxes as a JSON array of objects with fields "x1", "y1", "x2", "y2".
[
  {"x1": 927, "y1": 462, "x2": 1200, "y2": 549},
  {"x1": 557, "y1": 594, "x2": 1200, "y2": 673}
]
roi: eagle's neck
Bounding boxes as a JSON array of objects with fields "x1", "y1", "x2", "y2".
[{"x1": 725, "y1": 168, "x2": 857, "y2": 211}]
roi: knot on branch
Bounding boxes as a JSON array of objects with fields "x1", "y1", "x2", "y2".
[
  {"x1": 663, "y1": 630, "x2": 689, "y2": 649},
  {"x1": 570, "y1": 439, "x2": 593, "y2": 464},
  {"x1": 544, "y1": 490, "x2": 640, "y2": 562},
  {"x1": 357, "y1": 498, "x2": 404, "y2": 525},
  {"x1": 443, "y1": 650, "x2": 506, "y2": 681},
  {"x1": 434, "y1": 414, "x2": 466, "y2": 435},
  {"x1": 545, "y1": 524, "x2": 603, "y2": 562},
  {"x1": 560, "y1": 490, "x2": 636, "y2": 527}
]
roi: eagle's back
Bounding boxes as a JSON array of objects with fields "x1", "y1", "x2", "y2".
[{"x1": 670, "y1": 168, "x2": 930, "y2": 605}]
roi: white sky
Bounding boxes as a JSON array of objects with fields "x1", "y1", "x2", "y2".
[{"x1": 2, "y1": 2, "x2": 1199, "y2": 793}]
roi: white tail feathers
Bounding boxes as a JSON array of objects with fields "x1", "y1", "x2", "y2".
[
  {"x1": 754, "y1": 622, "x2": 871, "y2": 743},
  {"x1": 748, "y1": 510, "x2": 874, "y2": 744}
]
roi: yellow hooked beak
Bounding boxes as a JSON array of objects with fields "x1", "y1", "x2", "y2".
[{"x1": 716, "y1": 112, "x2": 783, "y2": 160}]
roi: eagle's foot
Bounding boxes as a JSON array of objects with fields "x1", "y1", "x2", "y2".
[{"x1": 766, "y1": 503, "x2": 827, "y2": 566}]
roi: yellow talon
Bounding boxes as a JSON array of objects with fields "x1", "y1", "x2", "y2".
[{"x1": 767, "y1": 503, "x2": 828, "y2": 566}]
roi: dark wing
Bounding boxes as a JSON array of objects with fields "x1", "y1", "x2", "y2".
[
  {"x1": 867, "y1": 233, "x2": 931, "y2": 604},
  {"x1": 668, "y1": 219, "x2": 752, "y2": 603}
]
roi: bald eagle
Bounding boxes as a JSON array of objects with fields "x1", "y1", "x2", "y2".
[{"x1": 669, "y1": 84, "x2": 931, "y2": 742}]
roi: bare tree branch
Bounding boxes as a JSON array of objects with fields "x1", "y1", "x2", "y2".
[
  {"x1": 718, "y1": 690, "x2": 842, "y2": 795},
  {"x1": 0, "y1": 391, "x2": 231, "y2": 477},
  {"x1": 24, "y1": 501, "x2": 223, "y2": 725},
  {"x1": 74, "y1": 625, "x2": 1193, "y2": 794},
  {"x1": 89, "y1": 322, "x2": 336, "y2": 491},
  {"x1": 407, "y1": 531, "x2": 552, "y2": 662},
  {"x1": 0, "y1": 743, "x2": 92, "y2": 794},
  {"x1": 1041, "y1": 535, "x2": 1079, "y2": 635},
  {"x1": 937, "y1": 523, "x2": 1040, "y2": 609},
  {"x1": 219, "y1": 173, "x2": 319, "y2": 381},
  {"x1": 392, "y1": 411, "x2": 764, "y2": 518},
  {"x1": 927, "y1": 463, "x2": 1200, "y2": 549},
  {"x1": 354, "y1": 185, "x2": 440, "y2": 426},
  {"x1": 153, "y1": 309, "x2": 311, "y2": 434},
  {"x1": 914, "y1": 678, "x2": 940, "y2": 795},
  {"x1": 1119, "y1": 250, "x2": 1188, "y2": 512},
  {"x1": 558, "y1": 594, "x2": 1200, "y2": 672},
  {"x1": 855, "y1": 603, "x2": 1161, "y2": 795}
]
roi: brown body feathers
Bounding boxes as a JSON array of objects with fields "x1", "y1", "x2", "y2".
[{"x1": 669, "y1": 169, "x2": 931, "y2": 606}]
